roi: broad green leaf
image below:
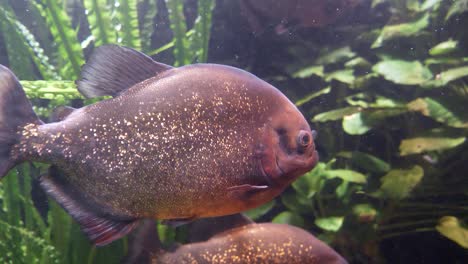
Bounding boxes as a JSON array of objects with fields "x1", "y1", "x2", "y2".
[
  {"x1": 372, "y1": 60, "x2": 433, "y2": 85},
  {"x1": 292, "y1": 163, "x2": 327, "y2": 198},
  {"x1": 272, "y1": 211, "x2": 305, "y2": 228},
  {"x1": 400, "y1": 137, "x2": 466, "y2": 156},
  {"x1": 338, "y1": 151, "x2": 391, "y2": 174},
  {"x1": 436, "y1": 216, "x2": 468, "y2": 248},
  {"x1": 316, "y1": 46, "x2": 356, "y2": 65},
  {"x1": 281, "y1": 192, "x2": 314, "y2": 214},
  {"x1": 375, "y1": 166, "x2": 424, "y2": 200},
  {"x1": 325, "y1": 69, "x2": 355, "y2": 84},
  {"x1": 313, "y1": 107, "x2": 361, "y2": 122},
  {"x1": 343, "y1": 108, "x2": 407, "y2": 135},
  {"x1": 342, "y1": 112, "x2": 372, "y2": 135},
  {"x1": 424, "y1": 66, "x2": 468, "y2": 88},
  {"x1": 408, "y1": 97, "x2": 468, "y2": 128},
  {"x1": 315, "y1": 217, "x2": 344, "y2": 232},
  {"x1": 372, "y1": 13, "x2": 429, "y2": 48},
  {"x1": 295, "y1": 86, "x2": 331, "y2": 106},
  {"x1": 446, "y1": 0, "x2": 468, "y2": 20},
  {"x1": 326, "y1": 169, "x2": 367, "y2": 183},
  {"x1": 425, "y1": 57, "x2": 468, "y2": 66},
  {"x1": 293, "y1": 65, "x2": 324, "y2": 78},
  {"x1": 243, "y1": 200, "x2": 275, "y2": 220},
  {"x1": 429, "y1": 39, "x2": 458, "y2": 56}
]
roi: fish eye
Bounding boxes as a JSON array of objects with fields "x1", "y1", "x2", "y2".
[{"x1": 297, "y1": 130, "x2": 311, "y2": 148}]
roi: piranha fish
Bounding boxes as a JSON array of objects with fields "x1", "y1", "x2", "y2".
[
  {"x1": 240, "y1": 0, "x2": 362, "y2": 34},
  {"x1": 0, "y1": 44, "x2": 318, "y2": 246},
  {"x1": 124, "y1": 214, "x2": 348, "y2": 264}
]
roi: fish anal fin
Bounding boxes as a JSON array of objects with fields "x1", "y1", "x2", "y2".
[
  {"x1": 76, "y1": 44, "x2": 173, "y2": 98},
  {"x1": 39, "y1": 169, "x2": 138, "y2": 246}
]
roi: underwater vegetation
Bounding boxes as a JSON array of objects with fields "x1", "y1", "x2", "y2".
[{"x1": 0, "y1": 0, "x2": 467, "y2": 263}]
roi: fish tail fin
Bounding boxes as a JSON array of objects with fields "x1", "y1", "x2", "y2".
[{"x1": 0, "y1": 65, "x2": 41, "y2": 178}]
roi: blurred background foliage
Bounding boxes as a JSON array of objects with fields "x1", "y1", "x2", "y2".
[{"x1": 0, "y1": 0, "x2": 467, "y2": 263}]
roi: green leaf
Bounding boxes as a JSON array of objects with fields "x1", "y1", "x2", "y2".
[
  {"x1": 326, "y1": 169, "x2": 367, "y2": 183},
  {"x1": 116, "y1": 0, "x2": 141, "y2": 49},
  {"x1": 243, "y1": 200, "x2": 275, "y2": 220},
  {"x1": 399, "y1": 137, "x2": 466, "y2": 156},
  {"x1": 166, "y1": 0, "x2": 190, "y2": 66},
  {"x1": 0, "y1": 5, "x2": 36, "y2": 79},
  {"x1": 325, "y1": 69, "x2": 355, "y2": 84},
  {"x1": 375, "y1": 165, "x2": 424, "y2": 200},
  {"x1": 424, "y1": 66, "x2": 468, "y2": 88},
  {"x1": 313, "y1": 107, "x2": 361, "y2": 122},
  {"x1": 316, "y1": 46, "x2": 356, "y2": 65},
  {"x1": 342, "y1": 112, "x2": 372, "y2": 135},
  {"x1": 429, "y1": 39, "x2": 458, "y2": 56},
  {"x1": 315, "y1": 217, "x2": 344, "y2": 232},
  {"x1": 295, "y1": 86, "x2": 331, "y2": 106},
  {"x1": 189, "y1": 0, "x2": 216, "y2": 63},
  {"x1": 293, "y1": 65, "x2": 324, "y2": 78},
  {"x1": 281, "y1": 192, "x2": 314, "y2": 215},
  {"x1": 436, "y1": 216, "x2": 468, "y2": 248},
  {"x1": 372, "y1": 13, "x2": 429, "y2": 48},
  {"x1": 84, "y1": 0, "x2": 116, "y2": 46},
  {"x1": 372, "y1": 60, "x2": 433, "y2": 85},
  {"x1": 272, "y1": 211, "x2": 305, "y2": 228},
  {"x1": 345, "y1": 57, "x2": 371, "y2": 69},
  {"x1": 35, "y1": 0, "x2": 84, "y2": 79},
  {"x1": 338, "y1": 151, "x2": 391, "y2": 174},
  {"x1": 408, "y1": 97, "x2": 468, "y2": 128},
  {"x1": 446, "y1": 0, "x2": 468, "y2": 20},
  {"x1": 292, "y1": 163, "x2": 327, "y2": 198}
]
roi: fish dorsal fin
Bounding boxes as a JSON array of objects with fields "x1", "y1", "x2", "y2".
[
  {"x1": 187, "y1": 214, "x2": 254, "y2": 242},
  {"x1": 76, "y1": 44, "x2": 173, "y2": 98},
  {"x1": 49, "y1": 106, "x2": 76, "y2": 122},
  {"x1": 40, "y1": 167, "x2": 139, "y2": 246}
]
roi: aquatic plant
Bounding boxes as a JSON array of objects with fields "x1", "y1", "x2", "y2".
[
  {"x1": 242, "y1": 0, "x2": 468, "y2": 261},
  {"x1": 0, "y1": 0, "x2": 467, "y2": 263}
]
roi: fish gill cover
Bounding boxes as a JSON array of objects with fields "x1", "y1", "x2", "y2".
[{"x1": 0, "y1": 0, "x2": 467, "y2": 263}]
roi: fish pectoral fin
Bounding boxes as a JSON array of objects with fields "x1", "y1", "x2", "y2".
[
  {"x1": 76, "y1": 44, "x2": 173, "y2": 98},
  {"x1": 39, "y1": 169, "x2": 139, "y2": 246},
  {"x1": 162, "y1": 217, "x2": 196, "y2": 228},
  {"x1": 227, "y1": 184, "x2": 269, "y2": 192}
]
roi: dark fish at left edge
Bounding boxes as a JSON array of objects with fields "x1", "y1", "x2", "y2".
[{"x1": 0, "y1": 44, "x2": 318, "y2": 246}]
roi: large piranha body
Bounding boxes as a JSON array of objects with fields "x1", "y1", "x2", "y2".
[{"x1": 0, "y1": 45, "x2": 318, "y2": 245}]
